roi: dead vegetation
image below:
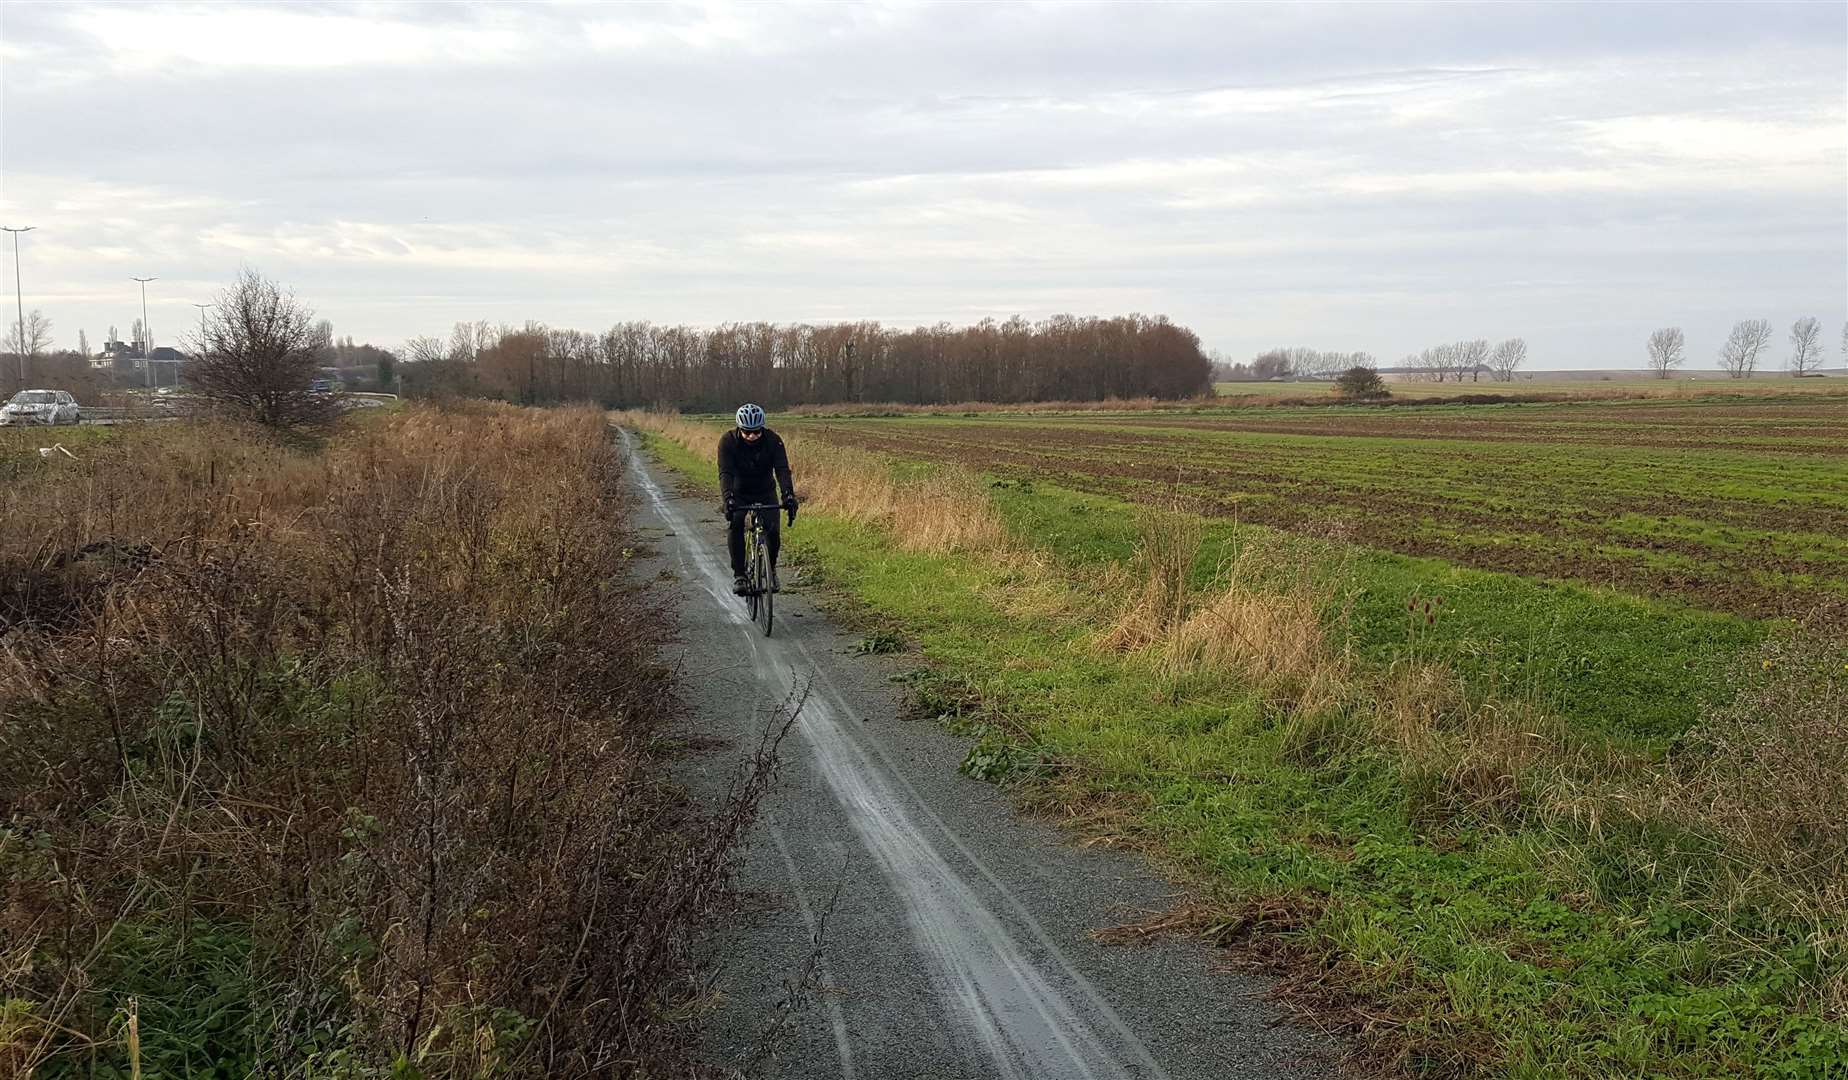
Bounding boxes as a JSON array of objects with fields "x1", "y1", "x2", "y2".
[
  {"x1": 1, "y1": 405, "x2": 781, "y2": 1077},
  {"x1": 618, "y1": 410, "x2": 1014, "y2": 557}
]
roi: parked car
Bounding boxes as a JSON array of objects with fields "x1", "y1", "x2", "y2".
[{"x1": 0, "y1": 389, "x2": 82, "y2": 427}]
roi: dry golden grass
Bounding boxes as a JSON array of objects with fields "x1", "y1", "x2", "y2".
[
  {"x1": 1166, "y1": 563, "x2": 1334, "y2": 688},
  {"x1": 615, "y1": 409, "x2": 1014, "y2": 556},
  {"x1": 1096, "y1": 509, "x2": 1352, "y2": 736},
  {"x1": 1096, "y1": 504, "x2": 1201, "y2": 653}
]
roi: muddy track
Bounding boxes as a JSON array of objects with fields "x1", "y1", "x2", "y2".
[{"x1": 614, "y1": 430, "x2": 1328, "y2": 1079}]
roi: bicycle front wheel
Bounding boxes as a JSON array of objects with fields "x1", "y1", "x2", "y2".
[
  {"x1": 754, "y1": 536, "x2": 774, "y2": 636},
  {"x1": 743, "y1": 533, "x2": 760, "y2": 622}
]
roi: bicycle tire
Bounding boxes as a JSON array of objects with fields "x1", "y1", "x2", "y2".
[
  {"x1": 744, "y1": 527, "x2": 760, "y2": 623},
  {"x1": 754, "y1": 527, "x2": 774, "y2": 636}
]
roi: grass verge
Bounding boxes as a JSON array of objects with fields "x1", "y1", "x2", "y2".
[{"x1": 623, "y1": 411, "x2": 1847, "y2": 1079}]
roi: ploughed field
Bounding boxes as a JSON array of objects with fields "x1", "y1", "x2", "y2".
[{"x1": 792, "y1": 394, "x2": 1848, "y2": 623}]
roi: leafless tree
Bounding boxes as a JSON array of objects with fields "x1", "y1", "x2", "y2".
[
  {"x1": 1646, "y1": 328, "x2": 1686, "y2": 378},
  {"x1": 1303, "y1": 348, "x2": 1344, "y2": 380},
  {"x1": 1419, "y1": 345, "x2": 1448, "y2": 382},
  {"x1": 402, "y1": 313, "x2": 1214, "y2": 406},
  {"x1": 1453, "y1": 338, "x2": 1489, "y2": 382},
  {"x1": 447, "y1": 319, "x2": 500, "y2": 363},
  {"x1": 3, "y1": 308, "x2": 53, "y2": 357},
  {"x1": 1719, "y1": 319, "x2": 1773, "y2": 378},
  {"x1": 77, "y1": 328, "x2": 90, "y2": 358},
  {"x1": 404, "y1": 335, "x2": 447, "y2": 363},
  {"x1": 189, "y1": 268, "x2": 342, "y2": 435},
  {"x1": 1788, "y1": 316, "x2": 1824, "y2": 376},
  {"x1": 1247, "y1": 349, "x2": 1293, "y2": 380},
  {"x1": 1488, "y1": 338, "x2": 1526, "y2": 381}
]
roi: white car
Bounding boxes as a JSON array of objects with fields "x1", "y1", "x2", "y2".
[{"x1": 1, "y1": 389, "x2": 82, "y2": 427}]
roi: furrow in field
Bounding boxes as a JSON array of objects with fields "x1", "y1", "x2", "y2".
[{"x1": 799, "y1": 407, "x2": 1848, "y2": 623}]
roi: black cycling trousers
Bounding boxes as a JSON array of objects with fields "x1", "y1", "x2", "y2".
[{"x1": 728, "y1": 507, "x2": 781, "y2": 577}]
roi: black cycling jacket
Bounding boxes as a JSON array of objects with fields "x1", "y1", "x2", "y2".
[{"x1": 718, "y1": 427, "x2": 795, "y2": 503}]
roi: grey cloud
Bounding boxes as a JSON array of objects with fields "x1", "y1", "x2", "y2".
[{"x1": 0, "y1": 1, "x2": 1841, "y2": 368}]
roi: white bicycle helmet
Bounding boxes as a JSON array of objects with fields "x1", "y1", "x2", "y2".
[{"x1": 735, "y1": 403, "x2": 766, "y2": 431}]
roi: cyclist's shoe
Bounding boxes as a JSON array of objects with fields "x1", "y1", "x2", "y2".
[
  {"x1": 732, "y1": 575, "x2": 750, "y2": 595},
  {"x1": 769, "y1": 567, "x2": 781, "y2": 593}
]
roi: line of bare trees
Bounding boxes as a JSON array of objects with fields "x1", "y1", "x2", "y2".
[
  {"x1": 1395, "y1": 338, "x2": 1528, "y2": 383},
  {"x1": 1646, "y1": 318, "x2": 1843, "y2": 379},
  {"x1": 1216, "y1": 347, "x2": 1378, "y2": 382},
  {"x1": 399, "y1": 314, "x2": 1212, "y2": 408}
]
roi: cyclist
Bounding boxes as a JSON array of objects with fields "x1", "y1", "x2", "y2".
[{"x1": 718, "y1": 403, "x2": 798, "y2": 595}]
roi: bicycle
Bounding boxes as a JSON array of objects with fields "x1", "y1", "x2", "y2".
[{"x1": 731, "y1": 502, "x2": 788, "y2": 636}]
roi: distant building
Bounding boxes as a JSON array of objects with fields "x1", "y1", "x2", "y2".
[
  {"x1": 92, "y1": 337, "x2": 186, "y2": 382},
  {"x1": 92, "y1": 336, "x2": 142, "y2": 370}
]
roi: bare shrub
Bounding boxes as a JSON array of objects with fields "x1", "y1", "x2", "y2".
[
  {"x1": 1, "y1": 406, "x2": 777, "y2": 1076},
  {"x1": 189, "y1": 268, "x2": 343, "y2": 435}
]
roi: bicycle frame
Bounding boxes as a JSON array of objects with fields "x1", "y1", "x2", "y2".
[{"x1": 733, "y1": 502, "x2": 785, "y2": 636}]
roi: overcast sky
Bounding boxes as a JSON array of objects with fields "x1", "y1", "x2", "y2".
[{"x1": 1, "y1": 1, "x2": 1843, "y2": 369}]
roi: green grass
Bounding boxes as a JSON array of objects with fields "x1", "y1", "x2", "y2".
[
  {"x1": 0, "y1": 424, "x2": 123, "y2": 481},
  {"x1": 633, "y1": 423, "x2": 1847, "y2": 1079},
  {"x1": 787, "y1": 397, "x2": 1848, "y2": 624},
  {"x1": 982, "y1": 478, "x2": 1760, "y2": 744}
]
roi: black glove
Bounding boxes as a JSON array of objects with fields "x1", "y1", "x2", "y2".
[
  {"x1": 721, "y1": 492, "x2": 735, "y2": 522},
  {"x1": 784, "y1": 495, "x2": 799, "y2": 526}
]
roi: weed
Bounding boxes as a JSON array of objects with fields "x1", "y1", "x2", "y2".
[{"x1": 854, "y1": 630, "x2": 905, "y2": 655}]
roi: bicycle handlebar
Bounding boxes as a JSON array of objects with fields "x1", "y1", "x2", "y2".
[{"x1": 731, "y1": 502, "x2": 790, "y2": 512}]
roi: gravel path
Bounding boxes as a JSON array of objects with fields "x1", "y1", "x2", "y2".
[{"x1": 617, "y1": 430, "x2": 1333, "y2": 1080}]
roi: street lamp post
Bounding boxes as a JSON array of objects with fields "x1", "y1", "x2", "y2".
[
  {"x1": 132, "y1": 276, "x2": 157, "y2": 387},
  {"x1": 2, "y1": 225, "x2": 35, "y2": 384},
  {"x1": 190, "y1": 304, "x2": 213, "y2": 389}
]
